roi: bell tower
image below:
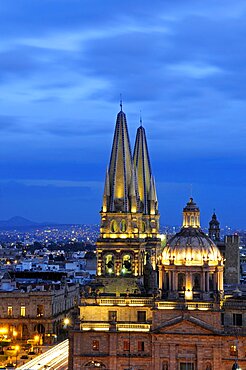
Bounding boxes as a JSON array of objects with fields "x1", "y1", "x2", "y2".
[
  {"x1": 96, "y1": 108, "x2": 160, "y2": 291},
  {"x1": 208, "y1": 212, "x2": 220, "y2": 242}
]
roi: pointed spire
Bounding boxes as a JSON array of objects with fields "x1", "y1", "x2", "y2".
[
  {"x1": 148, "y1": 176, "x2": 158, "y2": 215},
  {"x1": 102, "y1": 168, "x2": 110, "y2": 212},
  {"x1": 106, "y1": 108, "x2": 139, "y2": 213},
  {"x1": 129, "y1": 168, "x2": 137, "y2": 213},
  {"x1": 148, "y1": 176, "x2": 157, "y2": 201},
  {"x1": 134, "y1": 122, "x2": 157, "y2": 214}
]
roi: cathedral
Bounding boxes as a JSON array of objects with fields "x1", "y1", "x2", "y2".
[{"x1": 69, "y1": 108, "x2": 245, "y2": 370}]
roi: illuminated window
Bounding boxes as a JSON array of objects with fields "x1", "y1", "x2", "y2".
[
  {"x1": 92, "y1": 340, "x2": 99, "y2": 351},
  {"x1": 105, "y1": 254, "x2": 114, "y2": 274},
  {"x1": 110, "y1": 220, "x2": 118, "y2": 233},
  {"x1": 122, "y1": 254, "x2": 132, "y2": 274},
  {"x1": 137, "y1": 311, "x2": 146, "y2": 322},
  {"x1": 120, "y1": 220, "x2": 127, "y2": 232},
  {"x1": 230, "y1": 345, "x2": 237, "y2": 356},
  {"x1": 233, "y1": 313, "x2": 242, "y2": 326},
  {"x1": 7, "y1": 306, "x2": 13, "y2": 316},
  {"x1": 123, "y1": 340, "x2": 130, "y2": 351},
  {"x1": 20, "y1": 306, "x2": 26, "y2": 317},
  {"x1": 138, "y1": 341, "x2": 144, "y2": 352}
]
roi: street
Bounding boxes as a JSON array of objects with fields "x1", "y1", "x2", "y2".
[{"x1": 16, "y1": 339, "x2": 68, "y2": 370}]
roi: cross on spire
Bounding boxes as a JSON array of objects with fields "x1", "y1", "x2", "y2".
[{"x1": 120, "y1": 94, "x2": 123, "y2": 111}]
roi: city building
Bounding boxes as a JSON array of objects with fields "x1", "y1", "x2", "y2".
[
  {"x1": 0, "y1": 272, "x2": 79, "y2": 344},
  {"x1": 69, "y1": 108, "x2": 246, "y2": 370}
]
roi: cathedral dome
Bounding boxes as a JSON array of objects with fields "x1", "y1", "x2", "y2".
[
  {"x1": 162, "y1": 227, "x2": 222, "y2": 266},
  {"x1": 162, "y1": 198, "x2": 223, "y2": 266}
]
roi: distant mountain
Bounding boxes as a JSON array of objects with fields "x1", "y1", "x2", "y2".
[{"x1": 0, "y1": 216, "x2": 39, "y2": 228}]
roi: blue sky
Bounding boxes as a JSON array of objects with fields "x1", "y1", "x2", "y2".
[{"x1": 0, "y1": 0, "x2": 245, "y2": 228}]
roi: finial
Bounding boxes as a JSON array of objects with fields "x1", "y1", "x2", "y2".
[
  {"x1": 120, "y1": 94, "x2": 123, "y2": 111},
  {"x1": 140, "y1": 110, "x2": 142, "y2": 127}
]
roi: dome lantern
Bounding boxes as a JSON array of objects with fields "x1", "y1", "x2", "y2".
[{"x1": 182, "y1": 197, "x2": 200, "y2": 228}]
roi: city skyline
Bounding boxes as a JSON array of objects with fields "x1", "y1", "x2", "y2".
[{"x1": 0, "y1": 1, "x2": 246, "y2": 227}]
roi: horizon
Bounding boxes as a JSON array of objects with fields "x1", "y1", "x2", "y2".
[
  {"x1": 0, "y1": 1, "x2": 245, "y2": 228},
  {"x1": 0, "y1": 215, "x2": 242, "y2": 231}
]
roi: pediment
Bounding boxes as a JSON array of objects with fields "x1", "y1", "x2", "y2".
[{"x1": 154, "y1": 315, "x2": 220, "y2": 335}]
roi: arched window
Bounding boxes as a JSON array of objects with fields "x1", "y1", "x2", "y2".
[
  {"x1": 122, "y1": 254, "x2": 132, "y2": 274},
  {"x1": 178, "y1": 273, "x2": 185, "y2": 291},
  {"x1": 110, "y1": 220, "x2": 118, "y2": 233},
  {"x1": 105, "y1": 254, "x2": 114, "y2": 274},
  {"x1": 120, "y1": 220, "x2": 127, "y2": 232},
  {"x1": 162, "y1": 362, "x2": 168, "y2": 370}
]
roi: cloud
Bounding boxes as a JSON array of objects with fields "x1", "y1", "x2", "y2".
[{"x1": 0, "y1": 0, "x2": 245, "y2": 225}]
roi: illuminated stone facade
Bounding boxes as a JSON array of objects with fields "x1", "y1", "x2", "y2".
[
  {"x1": 96, "y1": 109, "x2": 160, "y2": 291},
  {"x1": 70, "y1": 295, "x2": 246, "y2": 370},
  {"x1": 0, "y1": 274, "x2": 79, "y2": 344},
  {"x1": 69, "y1": 109, "x2": 245, "y2": 370},
  {"x1": 159, "y1": 198, "x2": 224, "y2": 301}
]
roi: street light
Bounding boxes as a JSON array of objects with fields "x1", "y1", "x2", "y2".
[
  {"x1": 63, "y1": 317, "x2": 70, "y2": 339},
  {"x1": 64, "y1": 318, "x2": 70, "y2": 327},
  {"x1": 34, "y1": 335, "x2": 40, "y2": 353}
]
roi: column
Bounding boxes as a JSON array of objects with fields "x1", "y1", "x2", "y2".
[
  {"x1": 169, "y1": 344, "x2": 177, "y2": 369},
  {"x1": 202, "y1": 271, "x2": 205, "y2": 292},
  {"x1": 109, "y1": 332, "x2": 117, "y2": 369},
  {"x1": 206, "y1": 271, "x2": 209, "y2": 292},
  {"x1": 218, "y1": 270, "x2": 223, "y2": 291},
  {"x1": 196, "y1": 344, "x2": 203, "y2": 369},
  {"x1": 213, "y1": 340, "x2": 222, "y2": 368},
  {"x1": 116, "y1": 253, "x2": 120, "y2": 276},
  {"x1": 153, "y1": 340, "x2": 161, "y2": 370},
  {"x1": 173, "y1": 271, "x2": 177, "y2": 291},
  {"x1": 213, "y1": 271, "x2": 217, "y2": 291},
  {"x1": 168, "y1": 271, "x2": 172, "y2": 291},
  {"x1": 158, "y1": 266, "x2": 163, "y2": 290}
]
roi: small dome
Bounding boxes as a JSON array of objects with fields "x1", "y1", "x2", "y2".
[{"x1": 162, "y1": 227, "x2": 222, "y2": 266}]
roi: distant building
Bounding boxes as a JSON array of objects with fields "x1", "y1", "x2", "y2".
[{"x1": 208, "y1": 213, "x2": 240, "y2": 285}]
